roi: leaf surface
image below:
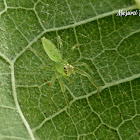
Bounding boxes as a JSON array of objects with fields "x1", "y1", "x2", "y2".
[{"x1": 0, "y1": 0, "x2": 140, "y2": 140}]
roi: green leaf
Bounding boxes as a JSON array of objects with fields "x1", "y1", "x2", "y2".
[{"x1": 0, "y1": 0, "x2": 140, "y2": 140}]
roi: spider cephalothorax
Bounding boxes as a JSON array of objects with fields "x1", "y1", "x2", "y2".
[{"x1": 64, "y1": 64, "x2": 74, "y2": 76}]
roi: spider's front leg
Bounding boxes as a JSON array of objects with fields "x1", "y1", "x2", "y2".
[
  {"x1": 73, "y1": 62, "x2": 94, "y2": 74},
  {"x1": 75, "y1": 67, "x2": 101, "y2": 93}
]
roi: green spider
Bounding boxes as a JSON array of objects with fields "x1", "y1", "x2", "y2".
[{"x1": 41, "y1": 37, "x2": 99, "y2": 107}]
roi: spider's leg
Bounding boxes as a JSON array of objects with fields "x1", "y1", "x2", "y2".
[
  {"x1": 56, "y1": 35, "x2": 80, "y2": 61},
  {"x1": 58, "y1": 75, "x2": 70, "y2": 109},
  {"x1": 72, "y1": 43, "x2": 80, "y2": 50},
  {"x1": 63, "y1": 76, "x2": 73, "y2": 83},
  {"x1": 30, "y1": 47, "x2": 50, "y2": 63},
  {"x1": 57, "y1": 35, "x2": 63, "y2": 58},
  {"x1": 31, "y1": 64, "x2": 54, "y2": 74},
  {"x1": 83, "y1": 135, "x2": 85, "y2": 140},
  {"x1": 50, "y1": 73, "x2": 57, "y2": 88},
  {"x1": 73, "y1": 62, "x2": 93, "y2": 74},
  {"x1": 65, "y1": 43, "x2": 80, "y2": 61},
  {"x1": 75, "y1": 67, "x2": 101, "y2": 93}
]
